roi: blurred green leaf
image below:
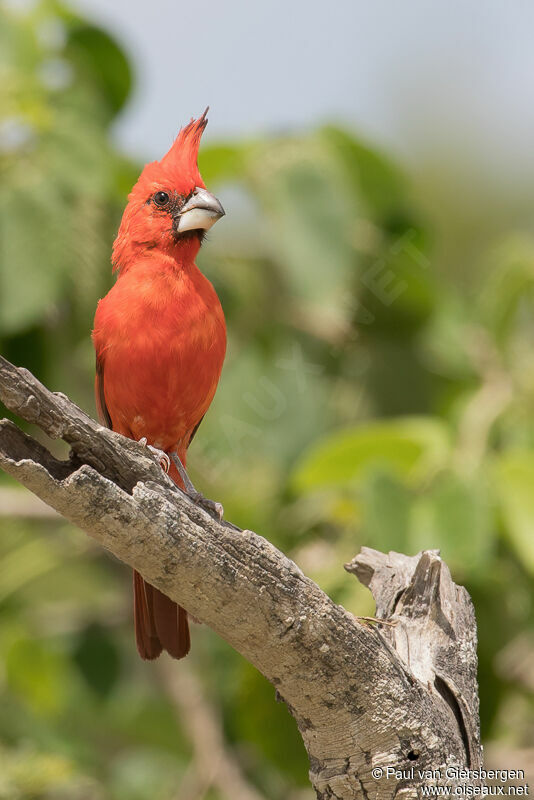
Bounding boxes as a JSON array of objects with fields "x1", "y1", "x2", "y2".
[
  {"x1": 200, "y1": 143, "x2": 245, "y2": 186},
  {"x1": 232, "y1": 663, "x2": 309, "y2": 786},
  {"x1": 292, "y1": 417, "x2": 450, "y2": 492},
  {"x1": 73, "y1": 623, "x2": 121, "y2": 698},
  {"x1": 320, "y1": 125, "x2": 407, "y2": 220},
  {"x1": 0, "y1": 186, "x2": 66, "y2": 334},
  {"x1": 248, "y1": 136, "x2": 358, "y2": 331},
  {"x1": 478, "y1": 235, "x2": 534, "y2": 347},
  {"x1": 358, "y1": 224, "x2": 435, "y2": 337},
  {"x1": 360, "y1": 469, "x2": 412, "y2": 552},
  {"x1": 410, "y1": 472, "x2": 495, "y2": 574},
  {"x1": 494, "y1": 451, "x2": 534, "y2": 574},
  {"x1": 0, "y1": 533, "x2": 62, "y2": 602},
  {"x1": 6, "y1": 637, "x2": 70, "y2": 716},
  {"x1": 66, "y1": 22, "x2": 133, "y2": 118}
]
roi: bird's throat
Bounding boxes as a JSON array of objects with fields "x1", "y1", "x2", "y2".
[{"x1": 113, "y1": 232, "x2": 203, "y2": 276}]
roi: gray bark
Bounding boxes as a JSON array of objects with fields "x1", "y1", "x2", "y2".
[{"x1": 0, "y1": 355, "x2": 482, "y2": 799}]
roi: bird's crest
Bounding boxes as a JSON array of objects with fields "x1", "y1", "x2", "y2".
[{"x1": 134, "y1": 108, "x2": 209, "y2": 193}]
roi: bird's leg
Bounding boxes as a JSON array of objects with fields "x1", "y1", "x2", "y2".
[
  {"x1": 170, "y1": 452, "x2": 224, "y2": 521},
  {"x1": 137, "y1": 437, "x2": 171, "y2": 473}
]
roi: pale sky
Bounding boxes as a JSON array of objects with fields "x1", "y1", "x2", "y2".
[{"x1": 69, "y1": 0, "x2": 534, "y2": 198}]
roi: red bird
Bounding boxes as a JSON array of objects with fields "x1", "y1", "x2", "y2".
[{"x1": 92, "y1": 110, "x2": 226, "y2": 660}]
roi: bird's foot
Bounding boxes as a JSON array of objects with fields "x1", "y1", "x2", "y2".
[
  {"x1": 170, "y1": 452, "x2": 224, "y2": 521},
  {"x1": 187, "y1": 490, "x2": 224, "y2": 521},
  {"x1": 138, "y1": 437, "x2": 171, "y2": 473}
]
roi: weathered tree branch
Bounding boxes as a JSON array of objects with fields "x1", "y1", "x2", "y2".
[{"x1": 0, "y1": 355, "x2": 482, "y2": 799}]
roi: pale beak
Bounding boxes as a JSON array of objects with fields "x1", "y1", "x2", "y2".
[{"x1": 175, "y1": 187, "x2": 225, "y2": 233}]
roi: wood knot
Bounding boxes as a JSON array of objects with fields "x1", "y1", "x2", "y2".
[{"x1": 20, "y1": 394, "x2": 40, "y2": 421}]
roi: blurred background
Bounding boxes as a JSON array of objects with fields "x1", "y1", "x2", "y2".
[{"x1": 1, "y1": 0, "x2": 534, "y2": 797}]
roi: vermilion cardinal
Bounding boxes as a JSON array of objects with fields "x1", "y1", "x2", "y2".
[{"x1": 92, "y1": 110, "x2": 226, "y2": 660}]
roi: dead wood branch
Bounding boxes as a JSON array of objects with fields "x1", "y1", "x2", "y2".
[{"x1": 0, "y1": 355, "x2": 482, "y2": 799}]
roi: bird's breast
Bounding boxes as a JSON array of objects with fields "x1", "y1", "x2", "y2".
[{"x1": 93, "y1": 262, "x2": 226, "y2": 450}]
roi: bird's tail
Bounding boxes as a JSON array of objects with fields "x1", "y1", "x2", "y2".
[
  {"x1": 133, "y1": 571, "x2": 190, "y2": 659},
  {"x1": 133, "y1": 454, "x2": 190, "y2": 660}
]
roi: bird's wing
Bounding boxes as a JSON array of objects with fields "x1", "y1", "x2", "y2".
[
  {"x1": 95, "y1": 355, "x2": 113, "y2": 429},
  {"x1": 188, "y1": 414, "x2": 205, "y2": 447}
]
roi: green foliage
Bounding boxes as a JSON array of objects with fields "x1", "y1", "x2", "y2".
[
  {"x1": 495, "y1": 451, "x2": 534, "y2": 574},
  {"x1": 65, "y1": 22, "x2": 133, "y2": 119},
  {"x1": 73, "y1": 623, "x2": 122, "y2": 698},
  {"x1": 0, "y1": 745, "x2": 85, "y2": 800},
  {"x1": 6, "y1": 636, "x2": 70, "y2": 716},
  {"x1": 1, "y1": 1, "x2": 533, "y2": 797},
  {"x1": 230, "y1": 663, "x2": 309, "y2": 787},
  {"x1": 293, "y1": 417, "x2": 450, "y2": 491},
  {"x1": 0, "y1": 0, "x2": 128, "y2": 402}
]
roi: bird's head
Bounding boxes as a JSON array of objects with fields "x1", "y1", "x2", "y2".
[{"x1": 112, "y1": 109, "x2": 224, "y2": 271}]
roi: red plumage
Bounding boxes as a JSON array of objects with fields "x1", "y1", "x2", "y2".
[{"x1": 92, "y1": 111, "x2": 226, "y2": 659}]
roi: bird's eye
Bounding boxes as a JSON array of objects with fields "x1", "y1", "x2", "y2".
[{"x1": 153, "y1": 191, "x2": 170, "y2": 206}]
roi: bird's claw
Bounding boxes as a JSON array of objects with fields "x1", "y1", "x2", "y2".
[
  {"x1": 168, "y1": 452, "x2": 223, "y2": 520},
  {"x1": 137, "y1": 437, "x2": 171, "y2": 473},
  {"x1": 189, "y1": 492, "x2": 224, "y2": 521}
]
